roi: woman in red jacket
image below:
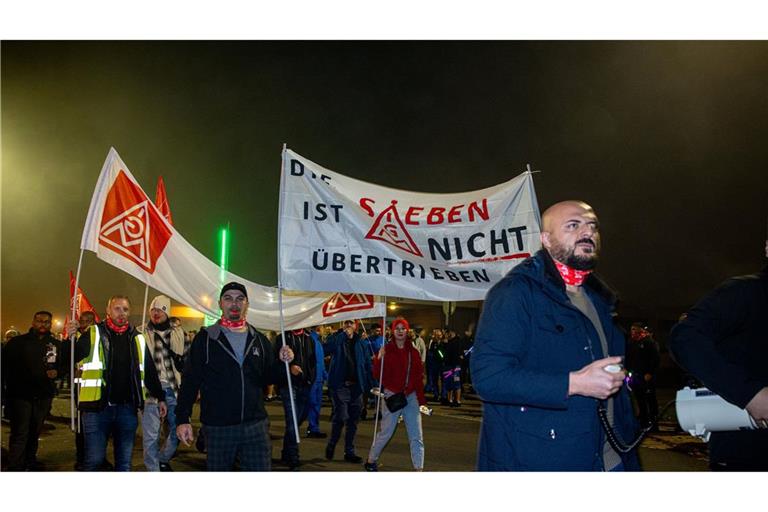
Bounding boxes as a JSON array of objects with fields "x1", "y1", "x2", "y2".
[{"x1": 364, "y1": 317, "x2": 426, "y2": 471}]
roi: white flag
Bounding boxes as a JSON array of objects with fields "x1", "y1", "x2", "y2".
[
  {"x1": 279, "y1": 149, "x2": 542, "y2": 301},
  {"x1": 80, "y1": 148, "x2": 385, "y2": 330}
]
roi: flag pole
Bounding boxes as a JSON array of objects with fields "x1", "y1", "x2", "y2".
[
  {"x1": 370, "y1": 295, "x2": 387, "y2": 445},
  {"x1": 140, "y1": 284, "x2": 149, "y2": 333},
  {"x1": 69, "y1": 249, "x2": 85, "y2": 432},
  {"x1": 277, "y1": 143, "x2": 300, "y2": 444}
]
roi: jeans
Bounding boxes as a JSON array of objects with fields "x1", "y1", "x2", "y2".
[
  {"x1": 306, "y1": 380, "x2": 324, "y2": 433},
  {"x1": 6, "y1": 397, "x2": 52, "y2": 471},
  {"x1": 367, "y1": 391, "x2": 424, "y2": 469},
  {"x1": 329, "y1": 384, "x2": 362, "y2": 455},
  {"x1": 280, "y1": 384, "x2": 311, "y2": 463},
  {"x1": 82, "y1": 404, "x2": 138, "y2": 471},
  {"x1": 142, "y1": 385, "x2": 179, "y2": 470},
  {"x1": 442, "y1": 367, "x2": 461, "y2": 392}
]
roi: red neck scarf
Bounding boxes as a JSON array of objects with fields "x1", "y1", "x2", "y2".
[
  {"x1": 220, "y1": 317, "x2": 246, "y2": 329},
  {"x1": 106, "y1": 317, "x2": 129, "y2": 334},
  {"x1": 554, "y1": 260, "x2": 592, "y2": 287}
]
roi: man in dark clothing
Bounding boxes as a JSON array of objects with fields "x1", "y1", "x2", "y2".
[
  {"x1": 276, "y1": 328, "x2": 316, "y2": 469},
  {"x1": 323, "y1": 320, "x2": 373, "y2": 463},
  {"x1": 360, "y1": 323, "x2": 383, "y2": 420},
  {"x1": 472, "y1": 200, "x2": 639, "y2": 471},
  {"x1": 176, "y1": 282, "x2": 294, "y2": 471},
  {"x1": 442, "y1": 329, "x2": 463, "y2": 407},
  {"x1": 70, "y1": 296, "x2": 166, "y2": 471},
  {"x1": 625, "y1": 322, "x2": 661, "y2": 428},
  {"x1": 425, "y1": 329, "x2": 444, "y2": 402},
  {"x1": 669, "y1": 239, "x2": 768, "y2": 471},
  {"x1": 2, "y1": 311, "x2": 61, "y2": 471}
]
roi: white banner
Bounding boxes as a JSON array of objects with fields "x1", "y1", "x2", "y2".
[
  {"x1": 80, "y1": 148, "x2": 385, "y2": 330},
  {"x1": 279, "y1": 149, "x2": 542, "y2": 301}
]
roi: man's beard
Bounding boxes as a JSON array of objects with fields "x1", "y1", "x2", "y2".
[
  {"x1": 549, "y1": 238, "x2": 599, "y2": 271},
  {"x1": 227, "y1": 309, "x2": 243, "y2": 320}
]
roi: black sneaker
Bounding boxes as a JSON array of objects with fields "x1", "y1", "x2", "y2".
[
  {"x1": 306, "y1": 430, "x2": 327, "y2": 439},
  {"x1": 159, "y1": 462, "x2": 173, "y2": 472},
  {"x1": 344, "y1": 453, "x2": 363, "y2": 463},
  {"x1": 363, "y1": 461, "x2": 378, "y2": 472},
  {"x1": 325, "y1": 444, "x2": 335, "y2": 460},
  {"x1": 286, "y1": 459, "x2": 301, "y2": 471}
]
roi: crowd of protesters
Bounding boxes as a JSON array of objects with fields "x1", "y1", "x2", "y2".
[
  {"x1": 1, "y1": 283, "x2": 478, "y2": 472},
  {"x1": 4, "y1": 203, "x2": 765, "y2": 472}
]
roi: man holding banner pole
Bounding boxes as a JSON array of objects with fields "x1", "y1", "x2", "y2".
[{"x1": 176, "y1": 282, "x2": 295, "y2": 471}]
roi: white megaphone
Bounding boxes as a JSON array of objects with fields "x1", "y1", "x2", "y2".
[{"x1": 676, "y1": 387, "x2": 759, "y2": 441}]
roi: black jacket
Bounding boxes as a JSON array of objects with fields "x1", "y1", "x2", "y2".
[
  {"x1": 2, "y1": 329, "x2": 61, "y2": 400},
  {"x1": 442, "y1": 337, "x2": 463, "y2": 368},
  {"x1": 625, "y1": 335, "x2": 660, "y2": 377},
  {"x1": 74, "y1": 322, "x2": 165, "y2": 412},
  {"x1": 275, "y1": 330, "x2": 316, "y2": 388},
  {"x1": 670, "y1": 267, "x2": 768, "y2": 408},
  {"x1": 176, "y1": 323, "x2": 286, "y2": 427},
  {"x1": 669, "y1": 266, "x2": 768, "y2": 467}
]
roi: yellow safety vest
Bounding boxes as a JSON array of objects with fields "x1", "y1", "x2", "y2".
[{"x1": 78, "y1": 325, "x2": 148, "y2": 404}]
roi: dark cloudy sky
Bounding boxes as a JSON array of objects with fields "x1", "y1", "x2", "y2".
[{"x1": 2, "y1": 41, "x2": 767, "y2": 330}]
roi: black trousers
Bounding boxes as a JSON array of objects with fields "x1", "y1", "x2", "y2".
[
  {"x1": 7, "y1": 397, "x2": 53, "y2": 471},
  {"x1": 632, "y1": 383, "x2": 658, "y2": 426}
]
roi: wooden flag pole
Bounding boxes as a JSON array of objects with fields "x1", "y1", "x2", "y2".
[
  {"x1": 277, "y1": 143, "x2": 300, "y2": 444},
  {"x1": 370, "y1": 296, "x2": 387, "y2": 444},
  {"x1": 140, "y1": 284, "x2": 149, "y2": 333},
  {"x1": 69, "y1": 249, "x2": 85, "y2": 432}
]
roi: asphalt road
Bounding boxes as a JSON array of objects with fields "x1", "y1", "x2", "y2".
[{"x1": 1, "y1": 387, "x2": 708, "y2": 472}]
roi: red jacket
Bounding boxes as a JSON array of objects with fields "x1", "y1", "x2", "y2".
[{"x1": 372, "y1": 338, "x2": 426, "y2": 406}]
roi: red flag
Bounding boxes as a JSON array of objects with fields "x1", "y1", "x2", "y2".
[
  {"x1": 64, "y1": 271, "x2": 100, "y2": 338},
  {"x1": 155, "y1": 175, "x2": 173, "y2": 225},
  {"x1": 98, "y1": 171, "x2": 173, "y2": 274}
]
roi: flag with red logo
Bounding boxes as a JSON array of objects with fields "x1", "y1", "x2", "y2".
[
  {"x1": 63, "y1": 271, "x2": 100, "y2": 338},
  {"x1": 278, "y1": 148, "x2": 542, "y2": 301},
  {"x1": 80, "y1": 148, "x2": 384, "y2": 330},
  {"x1": 155, "y1": 176, "x2": 173, "y2": 225}
]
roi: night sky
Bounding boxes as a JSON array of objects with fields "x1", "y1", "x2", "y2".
[{"x1": 2, "y1": 41, "x2": 767, "y2": 331}]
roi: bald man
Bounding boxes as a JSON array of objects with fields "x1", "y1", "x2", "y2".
[{"x1": 471, "y1": 200, "x2": 640, "y2": 471}]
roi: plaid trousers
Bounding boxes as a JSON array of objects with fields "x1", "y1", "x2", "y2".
[{"x1": 204, "y1": 417, "x2": 272, "y2": 471}]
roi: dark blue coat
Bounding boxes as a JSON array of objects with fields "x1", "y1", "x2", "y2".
[
  {"x1": 324, "y1": 329, "x2": 373, "y2": 393},
  {"x1": 471, "y1": 250, "x2": 639, "y2": 471}
]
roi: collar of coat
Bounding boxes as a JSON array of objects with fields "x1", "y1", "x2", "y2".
[{"x1": 514, "y1": 249, "x2": 620, "y2": 308}]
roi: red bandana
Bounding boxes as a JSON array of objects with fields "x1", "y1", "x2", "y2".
[
  {"x1": 220, "y1": 317, "x2": 246, "y2": 329},
  {"x1": 106, "y1": 317, "x2": 129, "y2": 334},
  {"x1": 554, "y1": 260, "x2": 592, "y2": 287}
]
